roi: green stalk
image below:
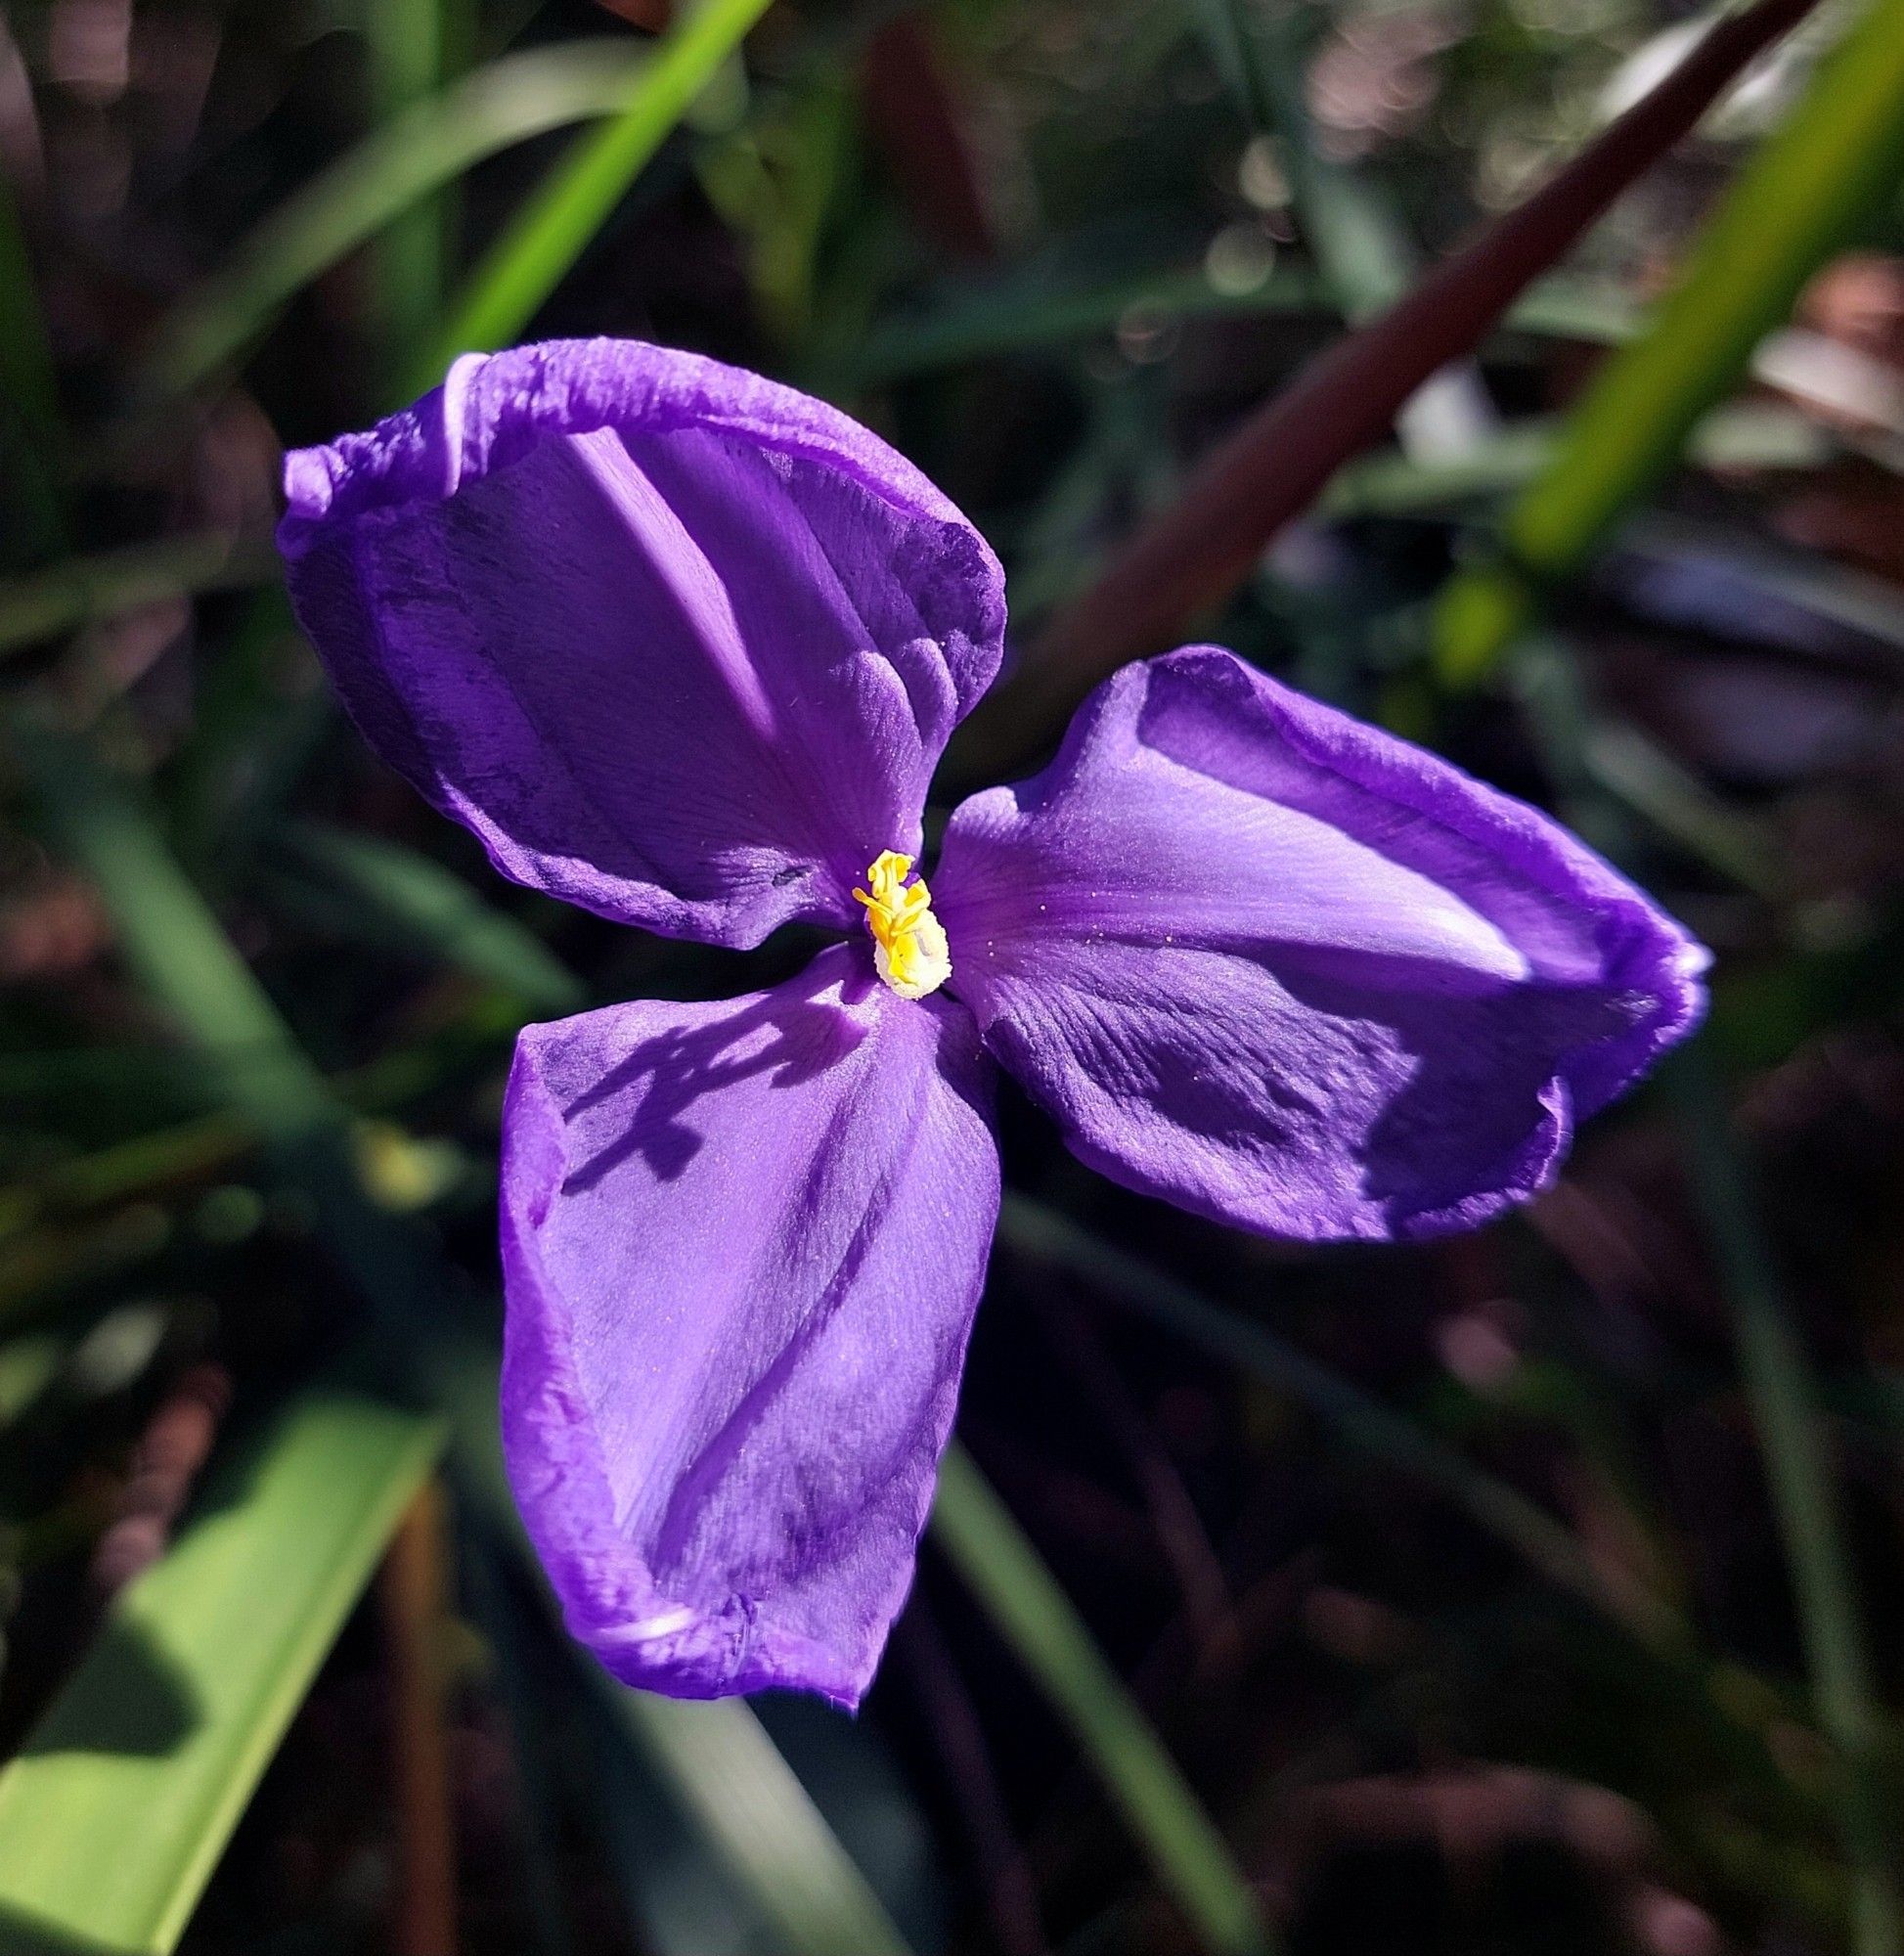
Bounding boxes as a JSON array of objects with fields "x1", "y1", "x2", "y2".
[
  {"x1": 932, "y1": 1445, "x2": 1270, "y2": 1956},
  {"x1": 1675, "y1": 1050, "x2": 1901, "y2": 1955},
  {"x1": 1436, "y1": 0, "x2": 1904, "y2": 685},
  {"x1": 414, "y1": 0, "x2": 773, "y2": 392},
  {"x1": 365, "y1": 0, "x2": 451, "y2": 379},
  {"x1": 605, "y1": 1691, "x2": 911, "y2": 1956}
]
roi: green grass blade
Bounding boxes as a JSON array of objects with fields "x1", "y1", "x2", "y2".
[
  {"x1": 9, "y1": 717, "x2": 332, "y2": 1143},
  {"x1": 1578, "y1": 722, "x2": 1786, "y2": 898},
  {"x1": 143, "y1": 40, "x2": 655, "y2": 398},
  {"x1": 1319, "y1": 404, "x2": 1825, "y2": 517},
  {"x1": 996, "y1": 1195, "x2": 1669, "y2": 1634},
  {"x1": 604, "y1": 1693, "x2": 914, "y2": 1956},
  {"x1": 0, "y1": 1383, "x2": 442, "y2": 1956},
  {"x1": 835, "y1": 267, "x2": 1635, "y2": 395},
  {"x1": 0, "y1": 534, "x2": 277, "y2": 660},
  {"x1": 1435, "y1": 0, "x2": 1904, "y2": 685},
  {"x1": 841, "y1": 261, "x2": 1326, "y2": 387},
  {"x1": 162, "y1": 588, "x2": 313, "y2": 870},
  {"x1": 277, "y1": 821, "x2": 586, "y2": 1016},
  {"x1": 414, "y1": 0, "x2": 774, "y2": 392},
  {"x1": 1505, "y1": 656, "x2": 1900, "y2": 1954},
  {"x1": 428, "y1": 1342, "x2": 920, "y2": 1956},
  {"x1": 1674, "y1": 1050, "x2": 1903, "y2": 1956},
  {"x1": 0, "y1": 1330, "x2": 67, "y2": 1428},
  {"x1": 931, "y1": 1444, "x2": 1269, "y2": 1956},
  {"x1": 366, "y1": 0, "x2": 451, "y2": 375},
  {"x1": 1189, "y1": 0, "x2": 1495, "y2": 465},
  {"x1": 1190, "y1": 0, "x2": 1411, "y2": 319}
]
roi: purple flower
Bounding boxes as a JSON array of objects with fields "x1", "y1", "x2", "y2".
[{"x1": 279, "y1": 338, "x2": 1707, "y2": 1708}]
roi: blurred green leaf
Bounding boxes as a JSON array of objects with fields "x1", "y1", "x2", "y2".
[
  {"x1": 0, "y1": 180, "x2": 58, "y2": 442},
  {"x1": 144, "y1": 39, "x2": 658, "y2": 398},
  {"x1": 1508, "y1": 657, "x2": 1902, "y2": 1955},
  {"x1": 1578, "y1": 722, "x2": 1785, "y2": 897},
  {"x1": 0, "y1": 1207, "x2": 171, "y2": 1333},
  {"x1": 604, "y1": 1692, "x2": 915, "y2": 1956},
  {"x1": 0, "y1": 535, "x2": 278, "y2": 660},
  {"x1": 1504, "y1": 633, "x2": 1786, "y2": 896},
  {"x1": 932, "y1": 1443, "x2": 1270, "y2": 1956},
  {"x1": 0, "y1": 1112, "x2": 246, "y2": 1242},
  {"x1": 366, "y1": 0, "x2": 453, "y2": 377},
  {"x1": 9, "y1": 718, "x2": 333, "y2": 1145},
  {"x1": 697, "y1": 73, "x2": 853, "y2": 350},
  {"x1": 161, "y1": 590, "x2": 320, "y2": 873},
  {"x1": 1627, "y1": 511, "x2": 1904, "y2": 654},
  {"x1": 1189, "y1": 0, "x2": 1412, "y2": 318},
  {"x1": 1674, "y1": 1050, "x2": 1903, "y2": 1956},
  {"x1": 0, "y1": 1382, "x2": 442, "y2": 1956},
  {"x1": 276, "y1": 822, "x2": 586, "y2": 1016},
  {"x1": 0, "y1": 1330, "x2": 66, "y2": 1427},
  {"x1": 1192, "y1": 0, "x2": 1494, "y2": 461},
  {"x1": 845, "y1": 262, "x2": 1325, "y2": 385},
  {"x1": 839, "y1": 265, "x2": 1652, "y2": 395},
  {"x1": 416, "y1": 0, "x2": 775, "y2": 391},
  {"x1": 996, "y1": 1194, "x2": 1670, "y2": 1636},
  {"x1": 1436, "y1": 0, "x2": 1904, "y2": 684},
  {"x1": 1320, "y1": 403, "x2": 1829, "y2": 517},
  {"x1": 0, "y1": 177, "x2": 66, "y2": 557}
]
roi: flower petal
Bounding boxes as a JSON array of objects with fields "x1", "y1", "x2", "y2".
[
  {"x1": 935, "y1": 647, "x2": 1706, "y2": 1241},
  {"x1": 279, "y1": 339, "x2": 1006, "y2": 947},
  {"x1": 500, "y1": 943, "x2": 999, "y2": 1705}
]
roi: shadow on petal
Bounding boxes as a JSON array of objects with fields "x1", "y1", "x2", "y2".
[{"x1": 501, "y1": 943, "x2": 1000, "y2": 1706}]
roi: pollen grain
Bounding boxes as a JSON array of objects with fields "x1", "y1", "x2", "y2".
[{"x1": 854, "y1": 850, "x2": 952, "y2": 1000}]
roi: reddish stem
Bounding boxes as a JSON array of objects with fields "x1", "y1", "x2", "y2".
[
  {"x1": 950, "y1": 0, "x2": 1827, "y2": 779},
  {"x1": 380, "y1": 1479, "x2": 459, "y2": 1956},
  {"x1": 860, "y1": 14, "x2": 998, "y2": 262}
]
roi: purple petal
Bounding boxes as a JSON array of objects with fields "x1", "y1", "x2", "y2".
[
  {"x1": 500, "y1": 944, "x2": 998, "y2": 1705},
  {"x1": 935, "y1": 647, "x2": 1706, "y2": 1241},
  {"x1": 279, "y1": 340, "x2": 1005, "y2": 948}
]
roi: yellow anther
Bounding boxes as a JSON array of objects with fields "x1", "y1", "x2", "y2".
[{"x1": 854, "y1": 850, "x2": 952, "y2": 1000}]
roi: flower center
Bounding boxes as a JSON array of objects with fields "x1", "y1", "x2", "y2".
[{"x1": 854, "y1": 850, "x2": 952, "y2": 1000}]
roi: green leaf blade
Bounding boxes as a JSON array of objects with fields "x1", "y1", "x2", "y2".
[
  {"x1": 143, "y1": 40, "x2": 657, "y2": 400},
  {"x1": 1436, "y1": 0, "x2": 1904, "y2": 685},
  {"x1": 279, "y1": 821, "x2": 587, "y2": 1016},
  {"x1": 366, "y1": 0, "x2": 453, "y2": 375},
  {"x1": 608, "y1": 1693, "x2": 916, "y2": 1956},
  {"x1": 415, "y1": 0, "x2": 774, "y2": 392},
  {"x1": 932, "y1": 1444, "x2": 1269, "y2": 1956},
  {"x1": 0, "y1": 1387, "x2": 443, "y2": 1956}
]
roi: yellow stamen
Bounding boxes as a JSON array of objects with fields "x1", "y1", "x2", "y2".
[{"x1": 854, "y1": 850, "x2": 952, "y2": 1000}]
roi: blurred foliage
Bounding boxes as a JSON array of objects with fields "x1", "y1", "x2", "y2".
[{"x1": 3, "y1": 0, "x2": 1904, "y2": 1952}]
